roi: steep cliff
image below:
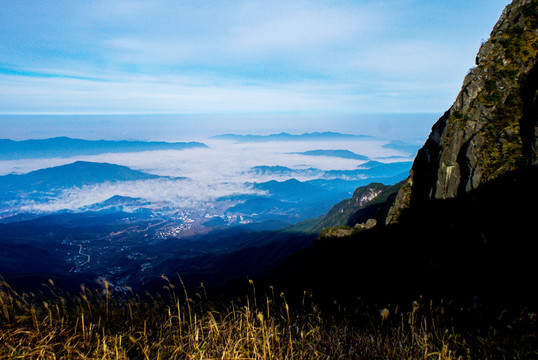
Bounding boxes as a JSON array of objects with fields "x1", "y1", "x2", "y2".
[
  {"x1": 313, "y1": 182, "x2": 401, "y2": 233},
  {"x1": 387, "y1": 0, "x2": 538, "y2": 223},
  {"x1": 270, "y1": 0, "x2": 538, "y2": 305}
]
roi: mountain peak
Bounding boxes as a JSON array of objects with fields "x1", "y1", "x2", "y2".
[
  {"x1": 0, "y1": 161, "x2": 161, "y2": 192},
  {"x1": 387, "y1": 0, "x2": 538, "y2": 224}
]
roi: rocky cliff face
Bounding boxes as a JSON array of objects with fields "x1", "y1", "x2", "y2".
[
  {"x1": 272, "y1": 0, "x2": 538, "y2": 305},
  {"x1": 314, "y1": 182, "x2": 401, "y2": 232},
  {"x1": 387, "y1": 0, "x2": 538, "y2": 224}
]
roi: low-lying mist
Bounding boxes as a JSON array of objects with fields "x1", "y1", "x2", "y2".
[{"x1": 0, "y1": 138, "x2": 414, "y2": 214}]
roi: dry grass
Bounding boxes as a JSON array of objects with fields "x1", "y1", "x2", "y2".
[{"x1": 0, "y1": 277, "x2": 536, "y2": 360}]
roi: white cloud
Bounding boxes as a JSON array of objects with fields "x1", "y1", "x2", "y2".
[
  {"x1": 0, "y1": 68, "x2": 456, "y2": 114},
  {"x1": 95, "y1": 1, "x2": 378, "y2": 66},
  {"x1": 0, "y1": 138, "x2": 412, "y2": 213},
  {"x1": 226, "y1": 2, "x2": 376, "y2": 57},
  {"x1": 19, "y1": 178, "x2": 261, "y2": 213},
  {"x1": 1, "y1": 0, "x2": 511, "y2": 113}
]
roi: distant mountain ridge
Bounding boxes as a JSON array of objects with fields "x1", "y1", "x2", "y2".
[
  {"x1": 382, "y1": 140, "x2": 421, "y2": 156},
  {"x1": 250, "y1": 161, "x2": 412, "y2": 182},
  {"x1": 225, "y1": 179, "x2": 347, "y2": 223},
  {"x1": 292, "y1": 149, "x2": 369, "y2": 160},
  {"x1": 224, "y1": 160, "x2": 413, "y2": 224},
  {"x1": 0, "y1": 161, "x2": 168, "y2": 193},
  {"x1": 212, "y1": 132, "x2": 374, "y2": 142},
  {"x1": 0, "y1": 137, "x2": 207, "y2": 160}
]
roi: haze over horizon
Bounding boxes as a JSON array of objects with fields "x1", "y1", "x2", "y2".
[{"x1": 1, "y1": 0, "x2": 510, "y2": 116}]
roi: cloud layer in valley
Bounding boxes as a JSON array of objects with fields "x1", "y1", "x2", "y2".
[{"x1": 0, "y1": 138, "x2": 412, "y2": 213}]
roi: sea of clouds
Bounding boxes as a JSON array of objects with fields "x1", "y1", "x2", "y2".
[{"x1": 0, "y1": 138, "x2": 413, "y2": 213}]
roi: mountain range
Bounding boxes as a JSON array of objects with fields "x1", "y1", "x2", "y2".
[
  {"x1": 250, "y1": 161, "x2": 411, "y2": 182},
  {"x1": 212, "y1": 132, "x2": 373, "y2": 142},
  {"x1": 0, "y1": 137, "x2": 207, "y2": 160},
  {"x1": 0, "y1": 158, "x2": 412, "y2": 224},
  {"x1": 1, "y1": 0, "x2": 537, "y2": 309}
]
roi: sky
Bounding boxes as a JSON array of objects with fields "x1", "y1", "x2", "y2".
[{"x1": 0, "y1": 0, "x2": 511, "y2": 115}]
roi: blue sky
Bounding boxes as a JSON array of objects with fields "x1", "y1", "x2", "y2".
[{"x1": 0, "y1": 0, "x2": 510, "y2": 114}]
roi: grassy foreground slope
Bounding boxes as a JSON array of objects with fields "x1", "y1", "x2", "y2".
[{"x1": 1, "y1": 278, "x2": 536, "y2": 360}]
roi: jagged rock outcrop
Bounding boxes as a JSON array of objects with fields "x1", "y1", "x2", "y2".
[
  {"x1": 314, "y1": 182, "x2": 402, "y2": 232},
  {"x1": 355, "y1": 218, "x2": 377, "y2": 230},
  {"x1": 387, "y1": 0, "x2": 538, "y2": 224}
]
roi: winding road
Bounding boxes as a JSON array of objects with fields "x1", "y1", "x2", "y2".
[{"x1": 78, "y1": 244, "x2": 90, "y2": 266}]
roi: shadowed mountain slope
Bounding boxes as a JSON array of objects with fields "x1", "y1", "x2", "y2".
[{"x1": 269, "y1": 0, "x2": 538, "y2": 306}]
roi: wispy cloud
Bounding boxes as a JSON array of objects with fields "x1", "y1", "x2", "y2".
[
  {"x1": 93, "y1": 1, "x2": 376, "y2": 66},
  {"x1": 17, "y1": 178, "x2": 261, "y2": 213},
  {"x1": 0, "y1": 0, "x2": 510, "y2": 114},
  {"x1": 0, "y1": 72, "x2": 404, "y2": 114}
]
